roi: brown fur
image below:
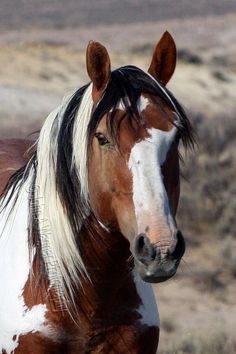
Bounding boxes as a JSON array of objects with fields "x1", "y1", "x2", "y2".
[
  {"x1": 148, "y1": 31, "x2": 177, "y2": 86},
  {"x1": 86, "y1": 41, "x2": 111, "y2": 103},
  {"x1": 0, "y1": 139, "x2": 33, "y2": 194},
  {"x1": 22, "y1": 220, "x2": 159, "y2": 353}
]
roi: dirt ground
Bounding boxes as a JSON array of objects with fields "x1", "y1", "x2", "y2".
[{"x1": 0, "y1": 2, "x2": 236, "y2": 353}]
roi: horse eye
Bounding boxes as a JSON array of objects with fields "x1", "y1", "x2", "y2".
[{"x1": 94, "y1": 132, "x2": 110, "y2": 146}]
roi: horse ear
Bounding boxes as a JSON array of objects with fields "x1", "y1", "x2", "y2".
[
  {"x1": 148, "y1": 31, "x2": 177, "y2": 86},
  {"x1": 86, "y1": 41, "x2": 111, "y2": 102}
]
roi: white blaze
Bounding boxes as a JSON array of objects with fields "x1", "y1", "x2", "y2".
[
  {"x1": 128, "y1": 127, "x2": 177, "y2": 237},
  {"x1": 0, "y1": 180, "x2": 51, "y2": 353}
]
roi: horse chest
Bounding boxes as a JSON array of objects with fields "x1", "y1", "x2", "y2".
[
  {"x1": 132, "y1": 271, "x2": 160, "y2": 328},
  {"x1": 0, "y1": 188, "x2": 160, "y2": 354},
  {"x1": 71, "y1": 274, "x2": 160, "y2": 353}
]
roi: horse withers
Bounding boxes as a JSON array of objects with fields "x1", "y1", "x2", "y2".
[{"x1": 0, "y1": 32, "x2": 194, "y2": 353}]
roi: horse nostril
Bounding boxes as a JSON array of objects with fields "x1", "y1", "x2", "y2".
[
  {"x1": 134, "y1": 234, "x2": 156, "y2": 265},
  {"x1": 169, "y1": 230, "x2": 185, "y2": 260},
  {"x1": 136, "y1": 234, "x2": 145, "y2": 253}
]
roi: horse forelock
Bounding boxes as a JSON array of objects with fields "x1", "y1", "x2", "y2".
[{"x1": 88, "y1": 66, "x2": 195, "y2": 150}]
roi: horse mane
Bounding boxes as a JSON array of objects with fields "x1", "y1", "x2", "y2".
[{"x1": 0, "y1": 66, "x2": 194, "y2": 314}]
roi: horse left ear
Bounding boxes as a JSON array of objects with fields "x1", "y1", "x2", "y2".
[
  {"x1": 86, "y1": 41, "x2": 111, "y2": 102},
  {"x1": 148, "y1": 31, "x2": 177, "y2": 86}
]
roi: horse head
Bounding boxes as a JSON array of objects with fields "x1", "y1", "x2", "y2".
[{"x1": 87, "y1": 32, "x2": 193, "y2": 283}]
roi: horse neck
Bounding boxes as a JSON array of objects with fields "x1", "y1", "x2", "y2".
[
  {"x1": 73, "y1": 217, "x2": 137, "y2": 323},
  {"x1": 23, "y1": 213, "x2": 157, "y2": 352},
  {"x1": 26, "y1": 215, "x2": 136, "y2": 325},
  {"x1": 80, "y1": 215, "x2": 133, "y2": 291}
]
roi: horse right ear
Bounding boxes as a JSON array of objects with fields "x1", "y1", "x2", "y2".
[{"x1": 86, "y1": 41, "x2": 111, "y2": 103}]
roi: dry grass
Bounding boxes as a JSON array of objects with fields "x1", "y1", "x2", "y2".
[{"x1": 158, "y1": 330, "x2": 236, "y2": 354}]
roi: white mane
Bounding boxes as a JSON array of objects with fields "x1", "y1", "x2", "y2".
[{"x1": 34, "y1": 83, "x2": 93, "y2": 305}]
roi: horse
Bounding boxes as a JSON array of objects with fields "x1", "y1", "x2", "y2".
[{"x1": 0, "y1": 32, "x2": 194, "y2": 354}]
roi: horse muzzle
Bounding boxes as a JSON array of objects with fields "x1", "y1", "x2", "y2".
[{"x1": 133, "y1": 230, "x2": 185, "y2": 283}]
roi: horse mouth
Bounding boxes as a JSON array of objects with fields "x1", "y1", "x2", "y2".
[
  {"x1": 132, "y1": 230, "x2": 185, "y2": 283},
  {"x1": 134, "y1": 258, "x2": 180, "y2": 283}
]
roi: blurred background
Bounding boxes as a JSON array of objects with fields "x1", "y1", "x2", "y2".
[{"x1": 0, "y1": 1, "x2": 236, "y2": 352}]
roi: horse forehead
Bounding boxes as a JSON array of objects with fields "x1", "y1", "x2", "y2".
[
  {"x1": 141, "y1": 94, "x2": 177, "y2": 132},
  {"x1": 112, "y1": 94, "x2": 176, "y2": 134},
  {"x1": 128, "y1": 93, "x2": 177, "y2": 153},
  {"x1": 96, "y1": 94, "x2": 176, "y2": 152}
]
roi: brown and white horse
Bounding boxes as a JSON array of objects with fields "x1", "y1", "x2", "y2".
[{"x1": 0, "y1": 32, "x2": 194, "y2": 353}]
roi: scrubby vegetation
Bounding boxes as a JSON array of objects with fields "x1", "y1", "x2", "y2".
[
  {"x1": 179, "y1": 113, "x2": 236, "y2": 246},
  {"x1": 159, "y1": 330, "x2": 236, "y2": 354}
]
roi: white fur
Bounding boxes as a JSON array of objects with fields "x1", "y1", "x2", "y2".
[
  {"x1": 137, "y1": 96, "x2": 149, "y2": 113},
  {"x1": 0, "y1": 180, "x2": 51, "y2": 354},
  {"x1": 98, "y1": 220, "x2": 110, "y2": 232},
  {"x1": 133, "y1": 271, "x2": 159, "y2": 326},
  {"x1": 117, "y1": 100, "x2": 126, "y2": 110},
  {"x1": 72, "y1": 83, "x2": 93, "y2": 199},
  {"x1": 112, "y1": 96, "x2": 149, "y2": 113},
  {"x1": 128, "y1": 127, "x2": 177, "y2": 237},
  {"x1": 109, "y1": 99, "x2": 128, "y2": 112}
]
